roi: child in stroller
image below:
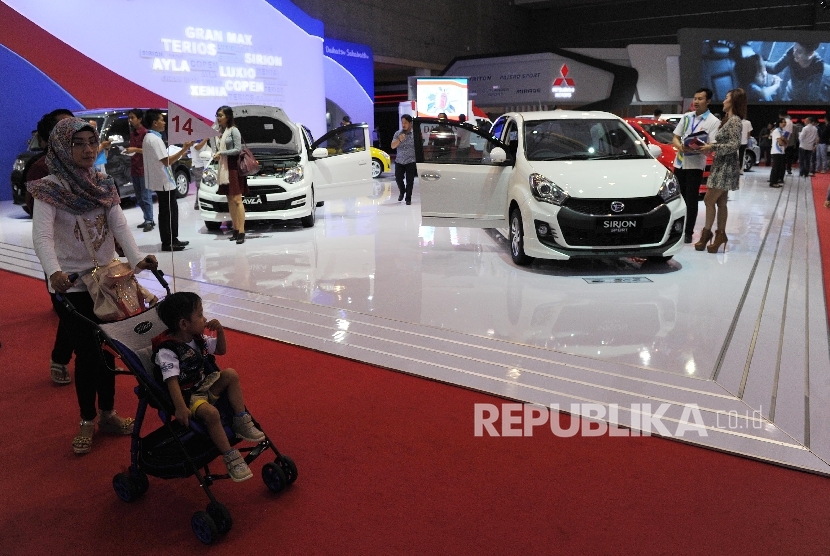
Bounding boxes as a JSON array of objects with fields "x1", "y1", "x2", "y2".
[{"x1": 153, "y1": 291, "x2": 265, "y2": 482}]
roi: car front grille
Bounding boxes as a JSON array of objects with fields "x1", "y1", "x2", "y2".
[
  {"x1": 249, "y1": 184, "x2": 286, "y2": 194},
  {"x1": 209, "y1": 195, "x2": 305, "y2": 213},
  {"x1": 561, "y1": 196, "x2": 664, "y2": 215},
  {"x1": 557, "y1": 206, "x2": 671, "y2": 247}
]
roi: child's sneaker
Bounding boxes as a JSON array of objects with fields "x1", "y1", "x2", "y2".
[
  {"x1": 232, "y1": 412, "x2": 266, "y2": 442},
  {"x1": 223, "y1": 449, "x2": 253, "y2": 482}
]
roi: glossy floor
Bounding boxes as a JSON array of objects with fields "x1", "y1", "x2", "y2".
[{"x1": 3, "y1": 169, "x2": 829, "y2": 473}]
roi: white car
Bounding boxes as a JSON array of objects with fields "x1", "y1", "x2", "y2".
[
  {"x1": 415, "y1": 110, "x2": 687, "y2": 265},
  {"x1": 198, "y1": 105, "x2": 372, "y2": 230}
]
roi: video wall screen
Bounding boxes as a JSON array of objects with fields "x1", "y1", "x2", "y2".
[{"x1": 416, "y1": 78, "x2": 468, "y2": 119}]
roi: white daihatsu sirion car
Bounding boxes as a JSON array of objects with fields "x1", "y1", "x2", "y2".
[
  {"x1": 198, "y1": 105, "x2": 372, "y2": 230},
  {"x1": 415, "y1": 110, "x2": 686, "y2": 265}
]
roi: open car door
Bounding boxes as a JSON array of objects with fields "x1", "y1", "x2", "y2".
[
  {"x1": 415, "y1": 118, "x2": 512, "y2": 228},
  {"x1": 310, "y1": 123, "x2": 372, "y2": 201}
]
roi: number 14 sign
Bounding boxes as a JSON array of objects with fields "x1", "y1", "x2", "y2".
[{"x1": 167, "y1": 101, "x2": 220, "y2": 144}]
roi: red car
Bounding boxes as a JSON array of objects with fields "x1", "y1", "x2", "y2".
[{"x1": 625, "y1": 117, "x2": 711, "y2": 196}]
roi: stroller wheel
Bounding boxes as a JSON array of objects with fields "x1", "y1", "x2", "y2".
[
  {"x1": 207, "y1": 501, "x2": 233, "y2": 535},
  {"x1": 113, "y1": 472, "x2": 142, "y2": 502},
  {"x1": 191, "y1": 511, "x2": 219, "y2": 545},
  {"x1": 262, "y1": 462, "x2": 287, "y2": 493},
  {"x1": 277, "y1": 455, "x2": 298, "y2": 484}
]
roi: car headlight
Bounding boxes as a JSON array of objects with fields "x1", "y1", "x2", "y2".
[
  {"x1": 13, "y1": 158, "x2": 25, "y2": 173},
  {"x1": 201, "y1": 167, "x2": 217, "y2": 187},
  {"x1": 382, "y1": 151, "x2": 390, "y2": 161},
  {"x1": 529, "y1": 173, "x2": 568, "y2": 206},
  {"x1": 284, "y1": 164, "x2": 304, "y2": 184},
  {"x1": 657, "y1": 171, "x2": 680, "y2": 203}
]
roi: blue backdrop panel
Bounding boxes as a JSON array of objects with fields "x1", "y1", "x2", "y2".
[{"x1": 1, "y1": 45, "x2": 83, "y2": 202}]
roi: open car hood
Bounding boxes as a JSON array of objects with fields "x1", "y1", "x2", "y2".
[{"x1": 233, "y1": 105, "x2": 301, "y2": 155}]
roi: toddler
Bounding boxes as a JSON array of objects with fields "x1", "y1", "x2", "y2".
[{"x1": 153, "y1": 292, "x2": 265, "y2": 482}]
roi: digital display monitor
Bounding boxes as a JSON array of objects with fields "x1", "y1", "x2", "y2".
[
  {"x1": 701, "y1": 40, "x2": 830, "y2": 103},
  {"x1": 679, "y1": 29, "x2": 830, "y2": 105},
  {"x1": 416, "y1": 78, "x2": 468, "y2": 119}
]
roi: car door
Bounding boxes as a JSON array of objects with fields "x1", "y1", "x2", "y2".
[
  {"x1": 100, "y1": 114, "x2": 132, "y2": 189},
  {"x1": 310, "y1": 123, "x2": 372, "y2": 201},
  {"x1": 415, "y1": 117, "x2": 512, "y2": 228}
]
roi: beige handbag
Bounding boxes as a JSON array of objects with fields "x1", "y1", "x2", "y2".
[{"x1": 76, "y1": 215, "x2": 157, "y2": 321}]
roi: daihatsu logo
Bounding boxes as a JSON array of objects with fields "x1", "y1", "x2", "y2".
[{"x1": 610, "y1": 201, "x2": 625, "y2": 213}]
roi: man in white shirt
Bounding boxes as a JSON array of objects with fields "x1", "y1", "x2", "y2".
[
  {"x1": 672, "y1": 88, "x2": 722, "y2": 243},
  {"x1": 739, "y1": 119, "x2": 753, "y2": 174},
  {"x1": 141, "y1": 109, "x2": 193, "y2": 252},
  {"x1": 798, "y1": 116, "x2": 819, "y2": 177}
]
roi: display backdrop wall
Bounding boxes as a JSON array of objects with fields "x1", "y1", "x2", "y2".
[{"x1": 1, "y1": 0, "x2": 374, "y2": 202}]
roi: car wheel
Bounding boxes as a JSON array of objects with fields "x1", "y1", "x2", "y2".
[
  {"x1": 509, "y1": 208, "x2": 533, "y2": 266},
  {"x1": 174, "y1": 169, "x2": 190, "y2": 198},
  {"x1": 743, "y1": 151, "x2": 755, "y2": 172},
  {"x1": 204, "y1": 221, "x2": 222, "y2": 231},
  {"x1": 11, "y1": 178, "x2": 25, "y2": 205},
  {"x1": 300, "y1": 190, "x2": 316, "y2": 228},
  {"x1": 371, "y1": 158, "x2": 383, "y2": 179}
]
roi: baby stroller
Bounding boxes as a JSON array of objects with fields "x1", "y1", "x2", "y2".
[{"x1": 59, "y1": 270, "x2": 297, "y2": 545}]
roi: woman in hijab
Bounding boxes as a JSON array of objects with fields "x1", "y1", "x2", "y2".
[{"x1": 30, "y1": 117, "x2": 158, "y2": 455}]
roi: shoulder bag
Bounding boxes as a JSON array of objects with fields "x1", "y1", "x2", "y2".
[
  {"x1": 237, "y1": 137, "x2": 260, "y2": 177},
  {"x1": 75, "y1": 214, "x2": 157, "y2": 321}
]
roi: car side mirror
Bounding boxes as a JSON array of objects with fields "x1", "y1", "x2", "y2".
[
  {"x1": 490, "y1": 147, "x2": 507, "y2": 164},
  {"x1": 648, "y1": 144, "x2": 663, "y2": 158},
  {"x1": 312, "y1": 147, "x2": 329, "y2": 159},
  {"x1": 108, "y1": 134, "x2": 125, "y2": 144}
]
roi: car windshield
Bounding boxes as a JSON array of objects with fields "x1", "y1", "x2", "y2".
[
  {"x1": 638, "y1": 123, "x2": 675, "y2": 145},
  {"x1": 524, "y1": 118, "x2": 650, "y2": 161}
]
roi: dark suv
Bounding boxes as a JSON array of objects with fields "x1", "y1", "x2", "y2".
[{"x1": 10, "y1": 108, "x2": 192, "y2": 209}]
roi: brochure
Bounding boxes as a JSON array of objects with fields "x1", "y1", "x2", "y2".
[{"x1": 683, "y1": 131, "x2": 708, "y2": 151}]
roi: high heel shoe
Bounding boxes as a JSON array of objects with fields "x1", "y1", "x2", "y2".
[
  {"x1": 228, "y1": 229, "x2": 239, "y2": 241},
  {"x1": 694, "y1": 228, "x2": 713, "y2": 251},
  {"x1": 236, "y1": 232, "x2": 246, "y2": 244},
  {"x1": 707, "y1": 230, "x2": 728, "y2": 253}
]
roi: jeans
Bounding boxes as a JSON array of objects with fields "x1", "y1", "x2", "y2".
[
  {"x1": 816, "y1": 144, "x2": 828, "y2": 173},
  {"x1": 798, "y1": 148, "x2": 813, "y2": 176},
  {"x1": 395, "y1": 162, "x2": 417, "y2": 203},
  {"x1": 132, "y1": 175, "x2": 154, "y2": 224}
]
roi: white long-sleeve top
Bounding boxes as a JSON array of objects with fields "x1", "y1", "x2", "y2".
[{"x1": 32, "y1": 198, "x2": 144, "y2": 293}]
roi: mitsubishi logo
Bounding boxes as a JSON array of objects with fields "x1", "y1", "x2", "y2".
[
  {"x1": 552, "y1": 64, "x2": 575, "y2": 87},
  {"x1": 551, "y1": 64, "x2": 576, "y2": 98},
  {"x1": 610, "y1": 201, "x2": 625, "y2": 213}
]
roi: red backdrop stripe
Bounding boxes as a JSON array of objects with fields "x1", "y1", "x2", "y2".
[{"x1": 0, "y1": 3, "x2": 167, "y2": 108}]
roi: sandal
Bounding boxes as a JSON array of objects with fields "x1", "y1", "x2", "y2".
[
  {"x1": 97, "y1": 411, "x2": 135, "y2": 435},
  {"x1": 73, "y1": 419, "x2": 95, "y2": 455},
  {"x1": 50, "y1": 360, "x2": 71, "y2": 385}
]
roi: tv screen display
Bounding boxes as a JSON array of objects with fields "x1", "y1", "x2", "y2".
[
  {"x1": 699, "y1": 39, "x2": 830, "y2": 103},
  {"x1": 416, "y1": 78, "x2": 468, "y2": 119}
]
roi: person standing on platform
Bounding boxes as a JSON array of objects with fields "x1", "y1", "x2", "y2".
[
  {"x1": 695, "y1": 88, "x2": 746, "y2": 254},
  {"x1": 126, "y1": 109, "x2": 154, "y2": 232},
  {"x1": 142, "y1": 109, "x2": 193, "y2": 252},
  {"x1": 212, "y1": 105, "x2": 249, "y2": 244},
  {"x1": 672, "y1": 88, "x2": 721, "y2": 244},
  {"x1": 739, "y1": 118, "x2": 752, "y2": 174},
  {"x1": 798, "y1": 117, "x2": 818, "y2": 177},
  {"x1": 817, "y1": 112, "x2": 830, "y2": 173},
  {"x1": 769, "y1": 118, "x2": 788, "y2": 188},
  {"x1": 391, "y1": 114, "x2": 416, "y2": 205}
]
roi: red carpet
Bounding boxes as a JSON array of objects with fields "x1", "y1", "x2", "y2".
[{"x1": 3, "y1": 269, "x2": 830, "y2": 555}]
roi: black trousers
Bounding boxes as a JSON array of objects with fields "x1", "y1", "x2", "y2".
[
  {"x1": 770, "y1": 154, "x2": 786, "y2": 184},
  {"x1": 50, "y1": 292, "x2": 74, "y2": 364},
  {"x1": 674, "y1": 168, "x2": 703, "y2": 235},
  {"x1": 54, "y1": 291, "x2": 116, "y2": 421},
  {"x1": 785, "y1": 146, "x2": 796, "y2": 173},
  {"x1": 156, "y1": 189, "x2": 179, "y2": 246},
  {"x1": 395, "y1": 162, "x2": 417, "y2": 202}
]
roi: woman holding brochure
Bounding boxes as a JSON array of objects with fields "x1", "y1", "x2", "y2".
[{"x1": 695, "y1": 88, "x2": 747, "y2": 253}]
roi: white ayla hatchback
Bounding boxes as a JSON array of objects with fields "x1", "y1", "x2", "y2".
[
  {"x1": 198, "y1": 105, "x2": 372, "y2": 230},
  {"x1": 415, "y1": 110, "x2": 686, "y2": 265}
]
